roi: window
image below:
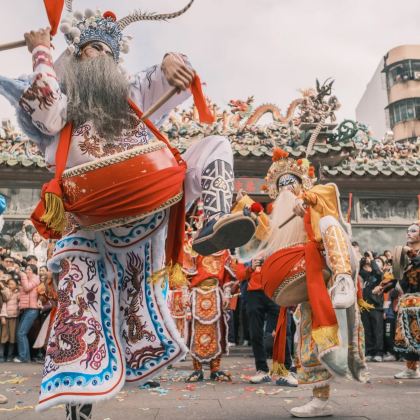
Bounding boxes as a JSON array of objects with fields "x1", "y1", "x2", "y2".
[
  {"x1": 386, "y1": 59, "x2": 420, "y2": 87},
  {"x1": 388, "y1": 98, "x2": 419, "y2": 127}
]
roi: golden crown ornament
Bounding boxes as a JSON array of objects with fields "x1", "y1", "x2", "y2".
[{"x1": 264, "y1": 148, "x2": 316, "y2": 199}]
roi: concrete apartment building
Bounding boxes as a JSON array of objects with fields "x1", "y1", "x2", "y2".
[{"x1": 356, "y1": 44, "x2": 420, "y2": 141}]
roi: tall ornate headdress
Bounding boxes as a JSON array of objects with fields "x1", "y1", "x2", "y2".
[
  {"x1": 264, "y1": 148, "x2": 316, "y2": 199},
  {"x1": 60, "y1": 0, "x2": 195, "y2": 62}
]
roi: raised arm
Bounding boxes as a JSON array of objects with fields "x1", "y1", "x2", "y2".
[
  {"x1": 130, "y1": 52, "x2": 194, "y2": 125},
  {"x1": 19, "y1": 28, "x2": 67, "y2": 135}
]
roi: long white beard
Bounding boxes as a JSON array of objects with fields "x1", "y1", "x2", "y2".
[{"x1": 259, "y1": 190, "x2": 307, "y2": 258}]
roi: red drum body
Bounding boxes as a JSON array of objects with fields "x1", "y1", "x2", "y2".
[
  {"x1": 62, "y1": 141, "x2": 183, "y2": 230},
  {"x1": 265, "y1": 257, "x2": 331, "y2": 307}
]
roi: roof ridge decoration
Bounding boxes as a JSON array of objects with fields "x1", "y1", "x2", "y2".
[{"x1": 0, "y1": 79, "x2": 419, "y2": 176}]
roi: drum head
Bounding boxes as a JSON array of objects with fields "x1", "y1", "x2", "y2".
[
  {"x1": 271, "y1": 270, "x2": 331, "y2": 307},
  {"x1": 392, "y1": 246, "x2": 409, "y2": 281},
  {"x1": 272, "y1": 273, "x2": 308, "y2": 307}
]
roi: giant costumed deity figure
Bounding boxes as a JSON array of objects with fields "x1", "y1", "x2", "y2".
[
  {"x1": 392, "y1": 221, "x2": 420, "y2": 379},
  {"x1": 0, "y1": 1, "x2": 256, "y2": 418},
  {"x1": 258, "y1": 147, "x2": 367, "y2": 418}
]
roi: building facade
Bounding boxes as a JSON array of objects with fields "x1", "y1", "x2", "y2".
[
  {"x1": 355, "y1": 59, "x2": 388, "y2": 138},
  {"x1": 384, "y1": 45, "x2": 420, "y2": 142}
]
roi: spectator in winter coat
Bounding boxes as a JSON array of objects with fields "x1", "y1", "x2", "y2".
[
  {"x1": 0, "y1": 277, "x2": 20, "y2": 361},
  {"x1": 14, "y1": 264, "x2": 40, "y2": 362},
  {"x1": 359, "y1": 257, "x2": 384, "y2": 362}
]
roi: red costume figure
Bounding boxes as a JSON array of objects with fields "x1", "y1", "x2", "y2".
[{"x1": 185, "y1": 250, "x2": 236, "y2": 382}]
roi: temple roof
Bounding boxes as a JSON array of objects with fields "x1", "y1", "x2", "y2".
[{"x1": 1, "y1": 80, "x2": 419, "y2": 179}]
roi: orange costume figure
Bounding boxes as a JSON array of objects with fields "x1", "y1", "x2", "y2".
[
  {"x1": 185, "y1": 250, "x2": 236, "y2": 382},
  {"x1": 238, "y1": 148, "x2": 368, "y2": 417}
]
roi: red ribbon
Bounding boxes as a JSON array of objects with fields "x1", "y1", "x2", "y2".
[
  {"x1": 43, "y1": 0, "x2": 65, "y2": 36},
  {"x1": 190, "y1": 75, "x2": 215, "y2": 124}
]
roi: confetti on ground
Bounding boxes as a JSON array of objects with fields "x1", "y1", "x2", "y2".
[
  {"x1": 150, "y1": 387, "x2": 169, "y2": 396},
  {"x1": 0, "y1": 376, "x2": 28, "y2": 385},
  {"x1": 0, "y1": 404, "x2": 34, "y2": 412}
]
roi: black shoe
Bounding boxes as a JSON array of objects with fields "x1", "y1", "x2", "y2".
[
  {"x1": 65, "y1": 403, "x2": 93, "y2": 420},
  {"x1": 192, "y1": 213, "x2": 256, "y2": 256},
  {"x1": 142, "y1": 380, "x2": 160, "y2": 388},
  {"x1": 185, "y1": 370, "x2": 204, "y2": 383},
  {"x1": 210, "y1": 370, "x2": 232, "y2": 382}
]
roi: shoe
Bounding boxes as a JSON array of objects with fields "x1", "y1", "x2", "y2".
[
  {"x1": 365, "y1": 355, "x2": 373, "y2": 362},
  {"x1": 12, "y1": 357, "x2": 23, "y2": 363},
  {"x1": 228, "y1": 342, "x2": 236, "y2": 347},
  {"x1": 373, "y1": 355, "x2": 383, "y2": 363},
  {"x1": 143, "y1": 380, "x2": 160, "y2": 388},
  {"x1": 185, "y1": 370, "x2": 204, "y2": 383},
  {"x1": 210, "y1": 370, "x2": 232, "y2": 382},
  {"x1": 249, "y1": 370, "x2": 271, "y2": 384},
  {"x1": 6, "y1": 344, "x2": 16, "y2": 362},
  {"x1": 192, "y1": 212, "x2": 256, "y2": 256},
  {"x1": 383, "y1": 353, "x2": 397, "y2": 362},
  {"x1": 243, "y1": 340, "x2": 250, "y2": 346},
  {"x1": 394, "y1": 368, "x2": 420, "y2": 379},
  {"x1": 65, "y1": 403, "x2": 93, "y2": 420},
  {"x1": 0, "y1": 394, "x2": 8, "y2": 404},
  {"x1": 330, "y1": 274, "x2": 355, "y2": 309},
  {"x1": 290, "y1": 397, "x2": 333, "y2": 417},
  {"x1": 276, "y1": 372, "x2": 298, "y2": 387}
]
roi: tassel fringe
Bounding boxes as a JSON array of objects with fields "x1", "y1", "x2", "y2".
[
  {"x1": 271, "y1": 361, "x2": 289, "y2": 376},
  {"x1": 357, "y1": 298, "x2": 375, "y2": 312},
  {"x1": 40, "y1": 192, "x2": 66, "y2": 234},
  {"x1": 312, "y1": 325, "x2": 340, "y2": 353},
  {"x1": 170, "y1": 263, "x2": 187, "y2": 288}
]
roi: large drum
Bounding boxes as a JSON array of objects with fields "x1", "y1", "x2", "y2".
[
  {"x1": 61, "y1": 140, "x2": 183, "y2": 230},
  {"x1": 263, "y1": 255, "x2": 331, "y2": 307}
]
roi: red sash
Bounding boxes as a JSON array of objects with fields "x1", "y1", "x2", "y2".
[{"x1": 31, "y1": 100, "x2": 186, "y2": 267}]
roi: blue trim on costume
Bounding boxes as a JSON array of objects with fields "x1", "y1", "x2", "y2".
[
  {"x1": 40, "y1": 259, "x2": 119, "y2": 393},
  {"x1": 125, "y1": 240, "x2": 178, "y2": 378}
]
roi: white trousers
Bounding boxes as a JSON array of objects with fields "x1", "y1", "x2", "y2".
[{"x1": 182, "y1": 135, "x2": 233, "y2": 204}]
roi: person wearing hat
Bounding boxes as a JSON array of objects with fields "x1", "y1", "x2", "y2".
[{"x1": 257, "y1": 148, "x2": 367, "y2": 417}]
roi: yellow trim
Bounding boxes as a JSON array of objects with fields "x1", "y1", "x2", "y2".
[
  {"x1": 40, "y1": 192, "x2": 66, "y2": 234},
  {"x1": 271, "y1": 362, "x2": 290, "y2": 376},
  {"x1": 358, "y1": 298, "x2": 375, "y2": 312},
  {"x1": 311, "y1": 324, "x2": 339, "y2": 353}
]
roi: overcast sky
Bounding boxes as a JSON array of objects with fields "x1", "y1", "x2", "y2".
[{"x1": 0, "y1": 0, "x2": 419, "y2": 134}]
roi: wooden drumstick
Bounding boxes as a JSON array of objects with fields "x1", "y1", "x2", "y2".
[
  {"x1": 278, "y1": 213, "x2": 297, "y2": 229},
  {"x1": 140, "y1": 87, "x2": 179, "y2": 122},
  {"x1": 0, "y1": 39, "x2": 26, "y2": 52}
]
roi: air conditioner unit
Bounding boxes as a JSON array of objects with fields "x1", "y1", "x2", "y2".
[{"x1": 414, "y1": 71, "x2": 420, "y2": 80}]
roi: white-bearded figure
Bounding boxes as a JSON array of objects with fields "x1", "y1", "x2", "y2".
[
  {"x1": 0, "y1": 1, "x2": 255, "y2": 418},
  {"x1": 252, "y1": 148, "x2": 368, "y2": 418}
]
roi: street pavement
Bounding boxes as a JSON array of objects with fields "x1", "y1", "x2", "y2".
[{"x1": 0, "y1": 350, "x2": 419, "y2": 420}]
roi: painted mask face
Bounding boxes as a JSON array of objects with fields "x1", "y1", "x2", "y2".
[
  {"x1": 277, "y1": 174, "x2": 301, "y2": 195},
  {"x1": 407, "y1": 223, "x2": 420, "y2": 244}
]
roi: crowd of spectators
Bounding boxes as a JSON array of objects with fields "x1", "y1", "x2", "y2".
[
  {"x1": 0, "y1": 238, "x2": 57, "y2": 364},
  {"x1": 0, "y1": 222, "x2": 406, "y2": 369}
]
